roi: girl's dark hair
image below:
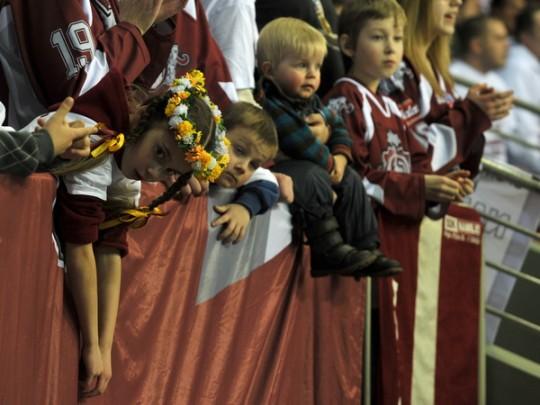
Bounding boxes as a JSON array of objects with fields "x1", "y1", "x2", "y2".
[{"x1": 128, "y1": 89, "x2": 215, "y2": 150}]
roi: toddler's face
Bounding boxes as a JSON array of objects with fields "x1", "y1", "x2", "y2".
[
  {"x1": 216, "y1": 126, "x2": 275, "y2": 189},
  {"x1": 270, "y1": 51, "x2": 325, "y2": 100},
  {"x1": 121, "y1": 121, "x2": 192, "y2": 182},
  {"x1": 348, "y1": 17, "x2": 404, "y2": 89}
]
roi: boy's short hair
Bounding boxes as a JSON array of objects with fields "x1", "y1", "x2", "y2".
[
  {"x1": 338, "y1": 0, "x2": 406, "y2": 50},
  {"x1": 223, "y1": 102, "x2": 279, "y2": 158},
  {"x1": 257, "y1": 17, "x2": 327, "y2": 70}
]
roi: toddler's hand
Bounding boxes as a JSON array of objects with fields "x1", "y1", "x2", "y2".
[
  {"x1": 305, "y1": 113, "x2": 330, "y2": 144},
  {"x1": 330, "y1": 154, "x2": 347, "y2": 184},
  {"x1": 211, "y1": 204, "x2": 251, "y2": 244},
  {"x1": 273, "y1": 172, "x2": 294, "y2": 203}
]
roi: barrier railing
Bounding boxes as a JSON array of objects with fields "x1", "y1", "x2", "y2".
[
  {"x1": 363, "y1": 157, "x2": 540, "y2": 405},
  {"x1": 453, "y1": 75, "x2": 540, "y2": 116},
  {"x1": 476, "y1": 158, "x2": 540, "y2": 404}
]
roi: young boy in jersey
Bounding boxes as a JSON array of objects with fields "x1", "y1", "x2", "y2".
[
  {"x1": 257, "y1": 17, "x2": 402, "y2": 278},
  {"x1": 211, "y1": 101, "x2": 280, "y2": 244},
  {"x1": 324, "y1": 0, "x2": 473, "y2": 220}
]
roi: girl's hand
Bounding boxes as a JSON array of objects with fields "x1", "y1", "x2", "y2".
[
  {"x1": 79, "y1": 344, "x2": 103, "y2": 397},
  {"x1": 424, "y1": 174, "x2": 461, "y2": 203},
  {"x1": 330, "y1": 154, "x2": 347, "y2": 185},
  {"x1": 466, "y1": 84, "x2": 514, "y2": 122},
  {"x1": 211, "y1": 204, "x2": 251, "y2": 244}
]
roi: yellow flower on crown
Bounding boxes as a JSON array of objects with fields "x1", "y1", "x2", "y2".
[
  {"x1": 178, "y1": 121, "x2": 194, "y2": 136},
  {"x1": 165, "y1": 70, "x2": 229, "y2": 182}
]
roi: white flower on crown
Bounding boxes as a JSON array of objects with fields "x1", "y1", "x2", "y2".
[
  {"x1": 174, "y1": 104, "x2": 189, "y2": 116},
  {"x1": 169, "y1": 115, "x2": 184, "y2": 128},
  {"x1": 207, "y1": 157, "x2": 217, "y2": 170},
  {"x1": 181, "y1": 134, "x2": 194, "y2": 145}
]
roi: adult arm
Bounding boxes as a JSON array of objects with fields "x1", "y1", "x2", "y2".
[{"x1": 0, "y1": 128, "x2": 53, "y2": 176}]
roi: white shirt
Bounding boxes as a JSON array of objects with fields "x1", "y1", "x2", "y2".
[
  {"x1": 201, "y1": 0, "x2": 257, "y2": 91},
  {"x1": 450, "y1": 60, "x2": 515, "y2": 164},
  {"x1": 498, "y1": 44, "x2": 540, "y2": 175}
]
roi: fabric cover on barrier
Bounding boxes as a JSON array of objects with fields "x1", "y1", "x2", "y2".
[
  {"x1": 0, "y1": 174, "x2": 365, "y2": 404},
  {"x1": 377, "y1": 204, "x2": 483, "y2": 405}
]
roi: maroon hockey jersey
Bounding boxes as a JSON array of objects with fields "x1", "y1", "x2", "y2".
[
  {"x1": 0, "y1": 0, "x2": 149, "y2": 127},
  {"x1": 380, "y1": 59, "x2": 490, "y2": 176},
  {"x1": 136, "y1": 0, "x2": 236, "y2": 111},
  {"x1": 325, "y1": 77, "x2": 430, "y2": 221}
]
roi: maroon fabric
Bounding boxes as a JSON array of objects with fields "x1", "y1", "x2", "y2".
[
  {"x1": 0, "y1": 173, "x2": 79, "y2": 404},
  {"x1": 434, "y1": 205, "x2": 482, "y2": 404},
  {"x1": 97, "y1": 224, "x2": 129, "y2": 257},
  {"x1": 55, "y1": 183, "x2": 106, "y2": 245},
  {"x1": 1, "y1": 178, "x2": 366, "y2": 404},
  {"x1": 376, "y1": 205, "x2": 483, "y2": 405},
  {"x1": 6, "y1": 0, "x2": 149, "y2": 106},
  {"x1": 138, "y1": 0, "x2": 234, "y2": 111}
]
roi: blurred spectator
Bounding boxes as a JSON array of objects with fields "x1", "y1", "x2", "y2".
[
  {"x1": 255, "y1": 0, "x2": 344, "y2": 96},
  {"x1": 451, "y1": 15, "x2": 515, "y2": 163},
  {"x1": 458, "y1": 0, "x2": 483, "y2": 21},
  {"x1": 490, "y1": 0, "x2": 526, "y2": 35},
  {"x1": 201, "y1": 0, "x2": 259, "y2": 104},
  {"x1": 499, "y1": 4, "x2": 540, "y2": 175}
]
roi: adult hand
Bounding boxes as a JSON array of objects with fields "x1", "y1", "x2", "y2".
[
  {"x1": 118, "y1": 0, "x2": 186, "y2": 35},
  {"x1": 466, "y1": 84, "x2": 514, "y2": 122},
  {"x1": 38, "y1": 97, "x2": 96, "y2": 158}
]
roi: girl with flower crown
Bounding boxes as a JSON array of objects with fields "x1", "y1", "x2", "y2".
[{"x1": 21, "y1": 68, "x2": 229, "y2": 397}]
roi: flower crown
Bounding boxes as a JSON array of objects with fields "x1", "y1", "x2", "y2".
[{"x1": 164, "y1": 69, "x2": 230, "y2": 182}]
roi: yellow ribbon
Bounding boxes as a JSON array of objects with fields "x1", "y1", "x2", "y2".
[
  {"x1": 91, "y1": 133, "x2": 125, "y2": 158},
  {"x1": 99, "y1": 206, "x2": 165, "y2": 230}
]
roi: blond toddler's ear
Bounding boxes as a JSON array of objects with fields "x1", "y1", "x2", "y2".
[
  {"x1": 339, "y1": 34, "x2": 354, "y2": 58},
  {"x1": 260, "y1": 61, "x2": 274, "y2": 79}
]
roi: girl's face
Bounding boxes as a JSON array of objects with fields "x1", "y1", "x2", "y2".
[
  {"x1": 121, "y1": 121, "x2": 192, "y2": 182},
  {"x1": 216, "y1": 126, "x2": 274, "y2": 189},
  {"x1": 268, "y1": 50, "x2": 325, "y2": 100},
  {"x1": 347, "y1": 17, "x2": 404, "y2": 92},
  {"x1": 432, "y1": 0, "x2": 463, "y2": 36}
]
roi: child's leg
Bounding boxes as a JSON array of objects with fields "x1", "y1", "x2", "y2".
[
  {"x1": 333, "y1": 167, "x2": 402, "y2": 277},
  {"x1": 272, "y1": 160, "x2": 377, "y2": 276},
  {"x1": 332, "y1": 166, "x2": 379, "y2": 249}
]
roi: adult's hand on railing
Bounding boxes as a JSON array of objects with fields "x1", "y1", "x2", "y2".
[{"x1": 466, "y1": 84, "x2": 514, "y2": 122}]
